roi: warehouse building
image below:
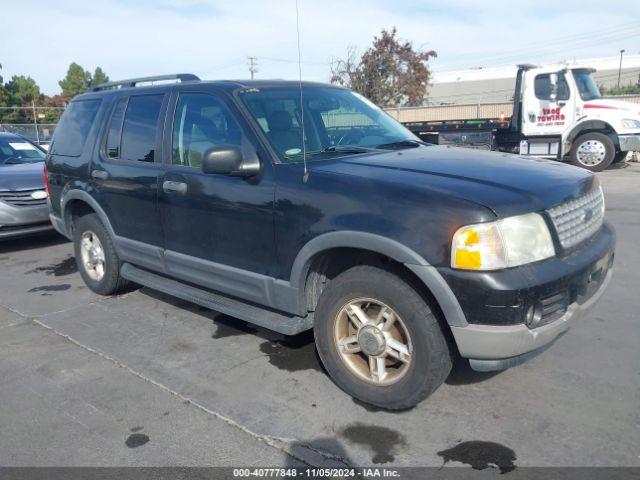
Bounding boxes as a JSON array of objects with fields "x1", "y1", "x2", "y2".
[{"x1": 427, "y1": 54, "x2": 640, "y2": 105}]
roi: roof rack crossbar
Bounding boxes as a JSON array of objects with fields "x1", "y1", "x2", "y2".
[{"x1": 89, "y1": 73, "x2": 200, "y2": 92}]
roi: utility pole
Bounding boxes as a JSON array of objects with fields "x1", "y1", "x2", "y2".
[
  {"x1": 247, "y1": 56, "x2": 258, "y2": 80},
  {"x1": 32, "y1": 101, "x2": 40, "y2": 145},
  {"x1": 617, "y1": 49, "x2": 625, "y2": 89}
]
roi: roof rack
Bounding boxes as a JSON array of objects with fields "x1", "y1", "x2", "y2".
[{"x1": 89, "y1": 73, "x2": 200, "y2": 92}]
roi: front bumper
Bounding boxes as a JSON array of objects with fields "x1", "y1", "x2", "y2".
[
  {"x1": 451, "y1": 267, "x2": 612, "y2": 371},
  {"x1": 0, "y1": 201, "x2": 52, "y2": 239},
  {"x1": 618, "y1": 133, "x2": 640, "y2": 151},
  {"x1": 440, "y1": 222, "x2": 615, "y2": 371}
]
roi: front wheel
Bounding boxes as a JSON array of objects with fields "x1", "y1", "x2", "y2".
[
  {"x1": 314, "y1": 265, "x2": 453, "y2": 410},
  {"x1": 569, "y1": 132, "x2": 615, "y2": 172}
]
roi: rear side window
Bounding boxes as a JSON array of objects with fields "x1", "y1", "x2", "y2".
[
  {"x1": 120, "y1": 94, "x2": 164, "y2": 163},
  {"x1": 106, "y1": 98, "x2": 127, "y2": 159},
  {"x1": 50, "y1": 99, "x2": 101, "y2": 157}
]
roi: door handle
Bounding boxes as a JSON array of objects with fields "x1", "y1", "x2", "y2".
[
  {"x1": 91, "y1": 169, "x2": 109, "y2": 180},
  {"x1": 163, "y1": 180, "x2": 187, "y2": 194}
]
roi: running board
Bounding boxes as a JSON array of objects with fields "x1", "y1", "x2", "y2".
[{"x1": 120, "y1": 263, "x2": 313, "y2": 335}]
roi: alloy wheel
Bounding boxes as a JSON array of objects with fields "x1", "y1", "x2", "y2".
[
  {"x1": 333, "y1": 298, "x2": 413, "y2": 385},
  {"x1": 576, "y1": 139, "x2": 606, "y2": 166},
  {"x1": 79, "y1": 230, "x2": 106, "y2": 281}
]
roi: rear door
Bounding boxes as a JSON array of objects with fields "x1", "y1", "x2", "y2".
[
  {"x1": 158, "y1": 88, "x2": 276, "y2": 304},
  {"x1": 90, "y1": 91, "x2": 169, "y2": 270}
]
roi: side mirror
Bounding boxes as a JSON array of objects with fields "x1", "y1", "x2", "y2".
[
  {"x1": 549, "y1": 73, "x2": 559, "y2": 103},
  {"x1": 201, "y1": 145, "x2": 243, "y2": 175}
]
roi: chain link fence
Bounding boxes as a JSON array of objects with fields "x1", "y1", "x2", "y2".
[{"x1": 0, "y1": 105, "x2": 66, "y2": 146}]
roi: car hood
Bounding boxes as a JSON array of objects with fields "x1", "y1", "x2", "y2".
[
  {"x1": 312, "y1": 146, "x2": 595, "y2": 217},
  {"x1": 582, "y1": 98, "x2": 640, "y2": 113},
  {"x1": 0, "y1": 161, "x2": 46, "y2": 191}
]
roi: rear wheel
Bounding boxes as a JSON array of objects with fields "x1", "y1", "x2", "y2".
[
  {"x1": 314, "y1": 265, "x2": 452, "y2": 410},
  {"x1": 569, "y1": 132, "x2": 615, "y2": 172},
  {"x1": 73, "y1": 214, "x2": 131, "y2": 295}
]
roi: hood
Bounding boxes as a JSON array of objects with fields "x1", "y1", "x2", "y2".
[
  {"x1": 312, "y1": 146, "x2": 595, "y2": 217},
  {"x1": 0, "y1": 161, "x2": 46, "y2": 191},
  {"x1": 582, "y1": 98, "x2": 640, "y2": 115}
]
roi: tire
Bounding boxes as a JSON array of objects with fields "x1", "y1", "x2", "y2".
[
  {"x1": 569, "y1": 132, "x2": 615, "y2": 172},
  {"x1": 314, "y1": 265, "x2": 453, "y2": 410},
  {"x1": 73, "y1": 213, "x2": 131, "y2": 295},
  {"x1": 613, "y1": 151, "x2": 628, "y2": 164}
]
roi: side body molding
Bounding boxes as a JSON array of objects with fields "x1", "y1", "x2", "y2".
[{"x1": 288, "y1": 231, "x2": 468, "y2": 327}]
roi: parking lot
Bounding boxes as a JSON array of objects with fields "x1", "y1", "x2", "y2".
[{"x1": 0, "y1": 162, "x2": 638, "y2": 469}]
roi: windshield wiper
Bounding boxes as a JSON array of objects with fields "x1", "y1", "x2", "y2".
[
  {"x1": 375, "y1": 139, "x2": 427, "y2": 150},
  {"x1": 283, "y1": 145, "x2": 377, "y2": 160},
  {"x1": 319, "y1": 145, "x2": 378, "y2": 154}
]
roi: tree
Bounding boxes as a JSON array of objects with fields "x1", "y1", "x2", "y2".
[
  {"x1": 0, "y1": 64, "x2": 8, "y2": 108},
  {"x1": 0, "y1": 75, "x2": 41, "y2": 122},
  {"x1": 5, "y1": 75, "x2": 41, "y2": 104},
  {"x1": 331, "y1": 28, "x2": 437, "y2": 107},
  {"x1": 59, "y1": 62, "x2": 92, "y2": 98},
  {"x1": 90, "y1": 67, "x2": 110, "y2": 87}
]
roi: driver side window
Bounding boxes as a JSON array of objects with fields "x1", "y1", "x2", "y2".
[
  {"x1": 534, "y1": 73, "x2": 570, "y2": 101},
  {"x1": 172, "y1": 93, "x2": 243, "y2": 168}
]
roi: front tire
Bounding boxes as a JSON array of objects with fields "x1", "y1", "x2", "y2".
[
  {"x1": 569, "y1": 132, "x2": 615, "y2": 172},
  {"x1": 73, "y1": 214, "x2": 131, "y2": 295},
  {"x1": 314, "y1": 265, "x2": 452, "y2": 410}
]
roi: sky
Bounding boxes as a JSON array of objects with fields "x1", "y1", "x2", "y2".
[{"x1": 1, "y1": 0, "x2": 639, "y2": 95}]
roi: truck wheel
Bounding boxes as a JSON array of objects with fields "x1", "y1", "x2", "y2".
[
  {"x1": 613, "y1": 151, "x2": 628, "y2": 164},
  {"x1": 314, "y1": 265, "x2": 452, "y2": 410},
  {"x1": 570, "y1": 132, "x2": 615, "y2": 172},
  {"x1": 73, "y1": 213, "x2": 131, "y2": 296}
]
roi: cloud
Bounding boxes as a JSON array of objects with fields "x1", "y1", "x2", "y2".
[{"x1": 1, "y1": 0, "x2": 638, "y2": 95}]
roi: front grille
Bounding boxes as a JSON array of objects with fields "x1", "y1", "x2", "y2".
[
  {"x1": 0, "y1": 189, "x2": 47, "y2": 207},
  {"x1": 546, "y1": 187, "x2": 604, "y2": 249}
]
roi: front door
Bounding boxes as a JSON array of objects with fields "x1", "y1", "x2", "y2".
[
  {"x1": 160, "y1": 90, "x2": 276, "y2": 304},
  {"x1": 521, "y1": 70, "x2": 576, "y2": 138}
]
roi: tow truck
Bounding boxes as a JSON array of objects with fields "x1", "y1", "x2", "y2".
[{"x1": 404, "y1": 63, "x2": 640, "y2": 171}]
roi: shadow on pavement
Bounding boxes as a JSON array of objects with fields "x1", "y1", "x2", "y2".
[{"x1": 0, "y1": 231, "x2": 68, "y2": 254}]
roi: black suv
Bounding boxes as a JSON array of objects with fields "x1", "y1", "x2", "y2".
[{"x1": 46, "y1": 74, "x2": 615, "y2": 409}]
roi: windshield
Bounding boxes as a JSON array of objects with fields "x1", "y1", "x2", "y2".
[
  {"x1": 0, "y1": 137, "x2": 46, "y2": 166},
  {"x1": 238, "y1": 86, "x2": 418, "y2": 162},
  {"x1": 573, "y1": 69, "x2": 602, "y2": 101}
]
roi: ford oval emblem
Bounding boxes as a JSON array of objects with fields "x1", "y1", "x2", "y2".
[{"x1": 31, "y1": 190, "x2": 47, "y2": 200}]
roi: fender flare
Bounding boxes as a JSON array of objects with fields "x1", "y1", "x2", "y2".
[
  {"x1": 61, "y1": 189, "x2": 118, "y2": 242},
  {"x1": 289, "y1": 231, "x2": 468, "y2": 327}
]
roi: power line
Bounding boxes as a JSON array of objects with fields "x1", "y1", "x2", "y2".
[
  {"x1": 260, "y1": 56, "x2": 327, "y2": 66},
  {"x1": 436, "y1": 23, "x2": 640, "y2": 69}
]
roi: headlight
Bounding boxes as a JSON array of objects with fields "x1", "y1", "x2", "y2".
[
  {"x1": 621, "y1": 118, "x2": 640, "y2": 129},
  {"x1": 451, "y1": 213, "x2": 555, "y2": 270}
]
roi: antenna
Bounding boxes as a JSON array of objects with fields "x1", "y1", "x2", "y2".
[
  {"x1": 295, "y1": 0, "x2": 309, "y2": 183},
  {"x1": 247, "y1": 56, "x2": 258, "y2": 80}
]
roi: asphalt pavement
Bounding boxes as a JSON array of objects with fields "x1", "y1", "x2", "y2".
[{"x1": 0, "y1": 162, "x2": 638, "y2": 469}]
